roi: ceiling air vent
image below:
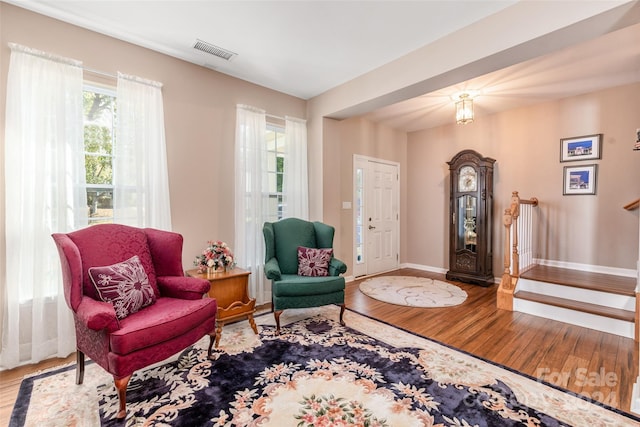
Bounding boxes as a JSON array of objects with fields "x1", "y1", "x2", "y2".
[{"x1": 193, "y1": 39, "x2": 237, "y2": 61}]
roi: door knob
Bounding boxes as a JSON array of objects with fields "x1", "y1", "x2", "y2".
[{"x1": 368, "y1": 225, "x2": 376, "y2": 230}]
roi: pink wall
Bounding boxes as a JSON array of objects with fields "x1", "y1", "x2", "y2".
[
  {"x1": 1, "y1": 2, "x2": 638, "y2": 284},
  {"x1": 405, "y1": 83, "x2": 640, "y2": 273},
  {"x1": 328, "y1": 83, "x2": 640, "y2": 277}
]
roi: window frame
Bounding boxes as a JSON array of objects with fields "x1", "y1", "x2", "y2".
[
  {"x1": 83, "y1": 83, "x2": 116, "y2": 225},
  {"x1": 265, "y1": 123, "x2": 286, "y2": 223}
]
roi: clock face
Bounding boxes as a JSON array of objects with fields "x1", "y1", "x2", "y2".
[{"x1": 458, "y1": 166, "x2": 477, "y2": 192}]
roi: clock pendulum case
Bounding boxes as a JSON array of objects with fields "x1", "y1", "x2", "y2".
[{"x1": 445, "y1": 150, "x2": 496, "y2": 287}]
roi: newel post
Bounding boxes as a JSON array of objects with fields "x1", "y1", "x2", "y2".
[{"x1": 497, "y1": 208, "x2": 514, "y2": 310}]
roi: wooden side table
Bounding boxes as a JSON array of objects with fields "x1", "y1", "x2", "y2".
[{"x1": 186, "y1": 267, "x2": 258, "y2": 347}]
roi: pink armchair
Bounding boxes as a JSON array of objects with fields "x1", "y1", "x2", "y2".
[{"x1": 52, "y1": 224, "x2": 217, "y2": 419}]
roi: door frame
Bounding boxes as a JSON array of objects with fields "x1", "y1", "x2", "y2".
[{"x1": 352, "y1": 154, "x2": 400, "y2": 278}]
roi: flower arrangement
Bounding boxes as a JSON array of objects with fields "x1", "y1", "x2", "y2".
[{"x1": 194, "y1": 240, "x2": 236, "y2": 273}]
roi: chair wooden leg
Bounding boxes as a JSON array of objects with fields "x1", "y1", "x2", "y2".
[
  {"x1": 207, "y1": 332, "x2": 215, "y2": 358},
  {"x1": 248, "y1": 314, "x2": 258, "y2": 335},
  {"x1": 339, "y1": 304, "x2": 346, "y2": 327},
  {"x1": 114, "y1": 375, "x2": 132, "y2": 419},
  {"x1": 215, "y1": 321, "x2": 223, "y2": 348},
  {"x1": 274, "y1": 310, "x2": 283, "y2": 335},
  {"x1": 76, "y1": 350, "x2": 85, "y2": 385}
]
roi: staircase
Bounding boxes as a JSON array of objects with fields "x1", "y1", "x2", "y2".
[
  {"x1": 513, "y1": 265, "x2": 636, "y2": 339},
  {"x1": 496, "y1": 191, "x2": 639, "y2": 341}
]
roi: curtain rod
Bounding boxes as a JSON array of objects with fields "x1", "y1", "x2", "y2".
[
  {"x1": 84, "y1": 67, "x2": 116, "y2": 80},
  {"x1": 84, "y1": 68, "x2": 163, "y2": 88},
  {"x1": 266, "y1": 113, "x2": 306, "y2": 123},
  {"x1": 8, "y1": 44, "x2": 160, "y2": 87},
  {"x1": 266, "y1": 113, "x2": 285, "y2": 121}
]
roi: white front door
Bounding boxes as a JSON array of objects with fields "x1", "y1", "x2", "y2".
[{"x1": 353, "y1": 156, "x2": 399, "y2": 277}]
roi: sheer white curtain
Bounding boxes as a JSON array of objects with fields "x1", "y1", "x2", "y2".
[
  {"x1": 234, "y1": 105, "x2": 270, "y2": 305},
  {"x1": 1, "y1": 44, "x2": 86, "y2": 368},
  {"x1": 283, "y1": 116, "x2": 309, "y2": 220},
  {"x1": 114, "y1": 73, "x2": 172, "y2": 230}
]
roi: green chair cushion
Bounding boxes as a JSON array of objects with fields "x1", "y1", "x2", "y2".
[
  {"x1": 272, "y1": 274, "x2": 345, "y2": 297},
  {"x1": 272, "y1": 291, "x2": 344, "y2": 311}
]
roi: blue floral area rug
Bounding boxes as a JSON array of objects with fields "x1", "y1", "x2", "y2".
[{"x1": 10, "y1": 306, "x2": 640, "y2": 426}]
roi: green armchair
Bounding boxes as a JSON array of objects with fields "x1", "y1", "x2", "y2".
[{"x1": 263, "y1": 218, "x2": 347, "y2": 334}]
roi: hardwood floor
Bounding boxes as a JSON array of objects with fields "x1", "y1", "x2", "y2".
[
  {"x1": 0, "y1": 353, "x2": 75, "y2": 426},
  {"x1": 346, "y1": 268, "x2": 638, "y2": 414},
  {"x1": 1, "y1": 268, "x2": 638, "y2": 424}
]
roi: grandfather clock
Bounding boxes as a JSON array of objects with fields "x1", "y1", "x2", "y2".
[{"x1": 446, "y1": 150, "x2": 495, "y2": 287}]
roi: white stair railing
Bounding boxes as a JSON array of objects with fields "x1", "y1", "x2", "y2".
[
  {"x1": 497, "y1": 191, "x2": 538, "y2": 310},
  {"x1": 512, "y1": 194, "x2": 538, "y2": 275}
]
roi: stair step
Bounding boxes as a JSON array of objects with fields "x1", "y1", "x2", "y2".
[
  {"x1": 514, "y1": 290, "x2": 635, "y2": 322},
  {"x1": 517, "y1": 278, "x2": 635, "y2": 310},
  {"x1": 519, "y1": 265, "x2": 636, "y2": 296}
]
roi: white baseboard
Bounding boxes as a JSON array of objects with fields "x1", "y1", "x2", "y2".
[
  {"x1": 636, "y1": 259, "x2": 640, "y2": 293},
  {"x1": 535, "y1": 258, "x2": 637, "y2": 278},
  {"x1": 401, "y1": 263, "x2": 502, "y2": 283},
  {"x1": 347, "y1": 267, "x2": 408, "y2": 283},
  {"x1": 632, "y1": 378, "x2": 640, "y2": 415},
  {"x1": 356, "y1": 261, "x2": 637, "y2": 287},
  {"x1": 400, "y1": 263, "x2": 447, "y2": 275},
  {"x1": 348, "y1": 264, "x2": 452, "y2": 283}
]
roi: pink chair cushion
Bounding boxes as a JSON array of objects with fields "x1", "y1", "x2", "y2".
[
  {"x1": 106, "y1": 314, "x2": 216, "y2": 379},
  {"x1": 89, "y1": 255, "x2": 156, "y2": 320},
  {"x1": 297, "y1": 246, "x2": 333, "y2": 277},
  {"x1": 66, "y1": 224, "x2": 159, "y2": 301},
  {"x1": 109, "y1": 297, "x2": 216, "y2": 355}
]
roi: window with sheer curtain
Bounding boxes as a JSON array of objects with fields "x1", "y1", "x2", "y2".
[
  {"x1": 1, "y1": 44, "x2": 171, "y2": 369},
  {"x1": 114, "y1": 72, "x2": 172, "y2": 229},
  {"x1": 265, "y1": 124, "x2": 285, "y2": 222},
  {"x1": 234, "y1": 105, "x2": 309, "y2": 306},
  {"x1": 1, "y1": 44, "x2": 86, "y2": 368},
  {"x1": 82, "y1": 78, "x2": 171, "y2": 229}
]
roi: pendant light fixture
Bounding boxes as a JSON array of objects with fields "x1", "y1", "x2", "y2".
[{"x1": 455, "y1": 93, "x2": 474, "y2": 124}]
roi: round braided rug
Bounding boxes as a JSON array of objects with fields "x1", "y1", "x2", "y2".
[{"x1": 359, "y1": 276, "x2": 467, "y2": 307}]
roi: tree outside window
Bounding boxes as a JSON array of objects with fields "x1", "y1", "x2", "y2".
[{"x1": 83, "y1": 86, "x2": 115, "y2": 224}]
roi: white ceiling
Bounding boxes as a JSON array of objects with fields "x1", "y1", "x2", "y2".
[
  {"x1": 6, "y1": 0, "x2": 640, "y2": 132},
  {"x1": 5, "y1": 0, "x2": 517, "y2": 99},
  {"x1": 364, "y1": 21, "x2": 640, "y2": 132}
]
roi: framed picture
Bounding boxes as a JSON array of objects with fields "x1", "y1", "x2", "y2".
[
  {"x1": 563, "y1": 164, "x2": 597, "y2": 195},
  {"x1": 560, "y1": 134, "x2": 602, "y2": 162}
]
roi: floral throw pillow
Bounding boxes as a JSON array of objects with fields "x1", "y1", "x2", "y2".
[
  {"x1": 88, "y1": 255, "x2": 156, "y2": 320},
  {"x1": 297, "y1": 247, "x2": 333, "y2": 277}
]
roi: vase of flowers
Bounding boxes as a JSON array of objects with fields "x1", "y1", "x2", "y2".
[{"x1": 194, "y1": 240, "x2": 236, "y2": 275}]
